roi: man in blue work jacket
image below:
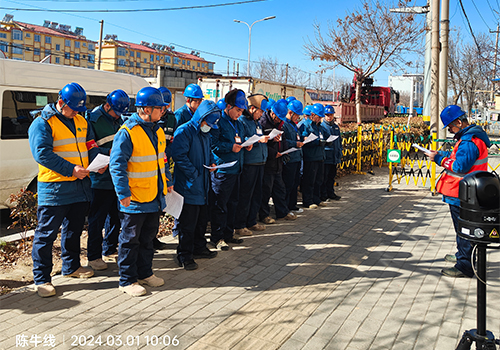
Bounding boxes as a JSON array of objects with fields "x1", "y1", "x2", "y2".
[
  {"x1": 321, "y1": 105, "x2": 342, "y2": 201},
  {"x1": 28, "y1": 82, "x2": 104, "y2": 298},
  {"x1": 110, "y1": 87, "x2": 172, "y2": 297},
  {"x1": 175, "y1": 83, "x2": 204, "y2": 127},
  {"x1": 86, "y1": 89, "x2": 130, "y2": 271},
  {"x1": 171, "y1": 100, "x2": 220, "y2": 270},
  {"x1": 210, "y1": 89, "x2": 251, "y2": 251},
  {"x1": 234, "y1": 94, "x2": 270, "y2": 236}
]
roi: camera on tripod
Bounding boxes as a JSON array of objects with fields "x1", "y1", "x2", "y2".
[{"x1": 458, "y1": 171, "x2": 500, "y2": 244}]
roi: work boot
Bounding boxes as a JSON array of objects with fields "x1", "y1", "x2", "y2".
[
  {"x1": 102, "y1": 253, "x2": 118, "y2": 263},
  {"x1": 88, "y1": 258, "x2": 107, "y2": 271},
  {"x1": 441, "y1": 267, "x2": 470, "y2": 278},
  {"x1": 318, "y1": 201, "x2": 328, "y2": 207},
  {"x1": 262, "y1": 216, "x2": 275, "y2": 224},
  {"x1": 213, "y1": 239, "x2": 230, "y2": 251},
  {"x1": 36, "y1": 282, "x2": 56, "y2": 298},
  {"x1": 444, "y1": 254, "x2": 457, "y2": 263},
  {"x1": 225, "y1": 237, "x2": 243, "y2": 244},
  {"x1": 193, "y1": 249, "x2": 218, "y2": 259},
  {"x1": 138, "y1": 274, "x2": 164, "y2": 287},
  {"x1": 308, "y1": 204, "x2": 318, "y2": 209},
  {"x1": 235, "y1": 228, "x2": 253, "y2": 236},
  {"x1": 248, "y1": 223, "x2": 265, "y2": 231},
  {"x1": 63, "y1": 266, "x2": 94, "y2": 279},
  {"x1": 119, "y1": 283, "x2": 146, "y2": 297}
]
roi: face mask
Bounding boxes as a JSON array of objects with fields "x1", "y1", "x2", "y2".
[{"x1": 201, "y1": 124, "x2": 211, "y2": 133}]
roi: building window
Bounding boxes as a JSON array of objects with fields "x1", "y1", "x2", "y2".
[
  {"x1": 82, "y1": 42, "x2": 87, "y2": 47},
  {"x1": 75, "y1": 53, "x2": 80, "y2": 60},
  {"x1": 143, "y1": 68, "x2": 147, "y2": 74},
  {"x1": 26, "y1": 33, "x2": 31, "y2": 38},
  {"x1": 88, "y1": 43, "x2": 95, "y2": 51},
  {"x1": 157, "y1": 55, "x2": 160, "y2": 61},
  {"x1": 187, "y1": 60, "x2": 190, "y2": 66},
  {"x1": 34, "y1": 48, "x2": 40, "y2": 56},
  {"x1": 0, "y1": 42, "x2": 8, "y2": 53},
  {"x1": 0, "y1": 33, "x2": 7, "y2": 39},
  {"x1": 202, "y1": 63, "x2": 205, "y2": 68},
  {"x1": 44, "y1": 49, "x2": 51, "y2": 56},
  {"x1": 143, "y1": 58, "x2": 147, "y2": 63},
  {"x1": 136, "y1": 52, "x2": 141, "y2": 58},
  {"x1": 56, "y1": 44, "x2": 60, "y2": 51},
  {"x1": 150, "y1": 64, "x2": 154, "y2": 69},
  {"x1": 55, "y1": 57, "x2": 60, "y2": 64},
  {"x1": 130, "y1": 51, "x2": 134, "y2": 57},
  {"x1": 65, "y1": 39, "x2": 71, "y2": 47},
  {"x1": 45, "y1": 36, "x2": 51, "y2": 44},
  {"x1": 197, "y1": 62, "x2": 200, "y2": 67},
  {"x1": 208, "y1": 63, "x2": 213, "y2": 70},
  {"x1": 74, "y1": 41, "x2": 80, "y2": 48},
  {"x1": 65, "y1": 52, "x2": 70, "y2": 59},
  {"x1": 118, "y1": 59, "x2": 126, "y2": 67},
  {"x1": 136, "y1": 62, "x2": 140, "y2": 68},
  {"x1": 12, "y1": 44, "x2": 23, "y2": 55},
  {"x1": 34, "y1": 34, "x2": 40, "y2": 42},
  {"x1": 88, "y1": 54, "x2": 95, "y2": 63},
  {"x1": 149, "y1": 54, "x2": 153, "y2": 61},
  {"x1": 12, "y1": 29, "x2": 22, "y2": 41},
  {"x1": 117, "y1": 47, "x2": 126, "y2": 56},
  {"x1": 182, "y1": 60, "x2": 185, "y2": 65},
  {"x1": 174, "y1": 57, "x2": 180, "y2": 64},
  {"x1": 165, "y1": 56, "x2": 171, "y2": 63}
]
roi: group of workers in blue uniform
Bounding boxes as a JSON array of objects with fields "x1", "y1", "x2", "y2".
[{"x1": 28, "y1": 82, "x2": 343, "y2": 298}]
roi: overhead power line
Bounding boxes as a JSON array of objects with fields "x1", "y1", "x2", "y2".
[
  {"x1": 457, "y1": 0, "x2": 482, "y2": 53},
  {"x1": 0, "y1": 0, "x2": 266, "y2": 12}
]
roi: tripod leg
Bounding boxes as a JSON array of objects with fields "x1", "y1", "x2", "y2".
[{"x1": 455, "y1": 331, "x2": 473, "y2": 350}]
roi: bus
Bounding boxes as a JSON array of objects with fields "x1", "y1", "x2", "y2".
[{"x1": 0, "y1": 59, "x2": 150, "y2": 208}]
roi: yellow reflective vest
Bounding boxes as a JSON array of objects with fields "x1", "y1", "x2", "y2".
[
  {"x1": 38, "y1": 114, "x2": 89, "y2": 182},
  {"x1": 123, "y1": 124, "x2": 168, "y2": 203}
]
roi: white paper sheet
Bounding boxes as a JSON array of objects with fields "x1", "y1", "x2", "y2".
[
  {"x1": 268, "y1": 128, "x2": 284, "y2": 139},
  {"x1": 163, "y1": 190, "x2": 184, "y2": 219},
  {"x1": 203, "y1": 161, "x2": 238, "y2": 170},
  {"x1": 303, "y1": 133, "x2": 318, "y2": 144},
  {"x1": 326, "y1": 135, "x2": 339, "y2": 142},
  {"x1": 280, "y1": 147, "x2": 299, "y2": 155},
  {"x1": 240, "y1": 134, "x2": 262, "y2": 148},
  {"x1": 87, "y1": 154, "x2": 110, "y2": 172},
  {"x1": 412, "y1": 143, "x2": 431, "y2": 154}
]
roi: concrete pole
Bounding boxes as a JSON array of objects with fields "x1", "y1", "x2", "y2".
[
  {"x1": 431, "y1": 0, "x2": 440, "y2": 138},
  {"x1": 423, "y1": 5, "x2": 432, "y2": 125},
  {"x1": 490, "y1": 25, "x2": 499, "y2": 102},
  {"x1": 439, "y1": 0, "x2": 449, "y2": 133},
  {"x1": 97, "y1": 20, "x2": 104, "y2": 70}
]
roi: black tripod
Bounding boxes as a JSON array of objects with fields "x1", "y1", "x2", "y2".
[{"x1": 455, "y1": 244, "x2": 498, "y2": 350}]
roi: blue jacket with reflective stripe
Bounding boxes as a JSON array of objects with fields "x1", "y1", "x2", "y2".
[
  {"x1": 28, "y1": 103, "x2": 99, "y2": 206},
  {"x1": 238, "y1": 115, "x2": 268, "y2": 165}
]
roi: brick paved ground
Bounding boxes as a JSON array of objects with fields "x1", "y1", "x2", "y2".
[{"x1": 1, "y1": 166, "x2": 499, "y2": 350}]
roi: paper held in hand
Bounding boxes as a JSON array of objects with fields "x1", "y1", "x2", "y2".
[
  {"x1": 203, "y1": 161, "x2": 238, "y2": 170},
  {"x1": 280, "y1": 147, "x2": 299, "y2": 155},
  {"x1": 268, "y1": 129, "x2": 284, "y2": 139},
  {"x1": 164, "y1": 190, "x2": 184, "y2": 219},
  {"x1": 303, "y1": 133, "x2": 318, "y2": 144},
  {"x1": 87, "y1": 154, "x2": 110, "y2": 172},
  {"x1": 240, "y1": 134, "x2": 261, "y2": 147},
  {"x1": 326, "y1": 135, "x2": 339, "y2": 142},
  {"x1": 412, "y1": 143, "x2": 431, "y2": 154}
]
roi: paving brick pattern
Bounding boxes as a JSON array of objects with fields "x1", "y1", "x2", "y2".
[{"x1": 1, "y1": 167, "x2": 499, "y2": 350}]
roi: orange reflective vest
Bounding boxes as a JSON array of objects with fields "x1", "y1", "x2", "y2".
[
  {"x1": 123, "y1": 124, "x2": 168, "y2": 203},
  {"x1": 38, "y1": 114, "x2": 89, "y2": 182},
  {"x1": 436, "y1": 136, "x2": 488, "y2": 198}
]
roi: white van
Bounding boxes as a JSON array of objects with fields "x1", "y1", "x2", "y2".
[{"x1": 0, "y1": 59, "x2": 150, "y2": 208}]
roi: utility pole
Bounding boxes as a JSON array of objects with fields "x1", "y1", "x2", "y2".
[
  {"x1": 285, "y1": 63, "x2": 289, "y2": 84},
  {"x1": 439, "y1": 0, "x2": 450, "y2": 132},
  {"x1": 490, "y1": 25, "x2": 499, "y2": 102},
  {"x1": 431, "y1": 0, "x2": 440, "y2": 138},
  {"x1": 97, "y1": 20, "x2": 104, "y2": 70},
  {"x1": 227, "y1": 59, "x2": 230, "y2": 76}
]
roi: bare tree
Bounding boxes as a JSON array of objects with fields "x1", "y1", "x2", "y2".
[
  {"x1": 252, "y1": 56, "x2": 309, "y2": 86},
  {"x1": 305, "y1": 0, "x2": 424, "y2": 123},
  {"x1": 448, "y1": 29, "x2": 493, "y2": 115}
]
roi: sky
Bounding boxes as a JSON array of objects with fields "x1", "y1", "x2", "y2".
[{"x1": 1, "y1": 0, "x2": 498, "y2": 88}]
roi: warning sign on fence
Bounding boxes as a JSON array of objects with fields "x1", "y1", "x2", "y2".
[{"x1": 387, "y1": 149, "x2": 401, "y2": 163}]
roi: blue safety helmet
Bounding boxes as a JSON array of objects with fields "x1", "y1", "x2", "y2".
[
  {"x1": 271, "y1": 99, "x2": 288, "y2": 121},
  {"x1": 158, "y1": 87, "x2": 172, "y2": 104},
  {"x1": 216, "y1": 98, "x2": 227, "y2": 111},
  {"x1": 287, "y1": 100, "x2": 303, "y2": 116},
  {"x1": 135, "y1": 87, "x2": 167, "y2": 107},
  {"x1": 226, "y1": 89, "x2": 248, "y2": 110},
  {"x1": 59, "y1": 82, "x2": 87, "y2": 112},
  {"x1": 286, "y1": 96, "x2": 297, "y2": 104},
  {"x1": 106, "y1": 89, "x2": 130, "y2": 116},
  {"x1": 183, "y1": 84, "x2": 204, "y2": 99},
  {"x1": 324, "y1": 105, "x2": 335, "y2": 115},
  {"x1": 303, "y1": 105, "x2": 312, "y2": 116},
  {"x1": 204, "y1": 111, "x2": 221, "y2": 129},
  {"x1": 311, "y1": 103, "x2": 325, "y2": 118},
  {"x1": 266, "y1": 98, "x2": 276, "y2": 111},
  {"x1": 440, "y1": 105, "x2": 466, "y2": 128}
]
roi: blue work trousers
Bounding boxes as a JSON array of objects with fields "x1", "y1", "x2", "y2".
[
  {"x1": 283, "y1": 161, "x2": 301, "y2": 211},
  {"x1": 210, "y1": 172, "x2": 239, "y2": 243},
  {"x1": 321, "y1": 163, "x2": 338, "y2": 200},
  {"x1": 87, "y1": 189, "x2": 120, "y2": 261},
  {"x1": 260, "y1": 170, "x2": 289, "y2": 220},
  {"x1": 117, "y1": 211, "x2": 160, "y2": 287},
  {"x1": 234, "y1": 164, "x2": 264, "y2": 229},
  {"x1": 302, "y1": 160, "x2": 324, "y2": 207},
  {"x1": 449, "y1": 204, "x2": 474, "y2": 277},
  {"x1": 177, "y1": 203, "x2": 209, "y2": 263},
  {"x1": 32, "y1": 202, "x2": 89, "y2": 285}
]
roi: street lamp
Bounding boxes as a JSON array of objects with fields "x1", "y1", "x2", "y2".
[{"x1": 234, "y1": 16, "x2": 276, "y2": 76}]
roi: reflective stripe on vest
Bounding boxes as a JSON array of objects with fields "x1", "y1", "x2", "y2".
[
  {"x1": 123, "y1": 124, "x2": 168, "y2": 203},
  {"x1": 436, "y1": 137, "x2": 488, "y2": 198},
  {"x1": 96, "y1": 134, "x2": 115, "y2": 146},
  {"x1": 38, "y1": 114, "x2": 89, "y2": 182}
]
